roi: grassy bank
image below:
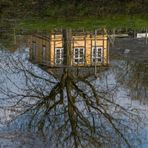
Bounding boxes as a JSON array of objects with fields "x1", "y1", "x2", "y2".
[{"x1": 17, "y1": 16, "x2": 148, "y2": 31}]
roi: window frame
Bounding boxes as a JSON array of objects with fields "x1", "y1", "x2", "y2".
[
  {"x1": 73, "y1": 48, "x2": 85, "y2": 64},
  {"x1": 91, "y1": 46, "x2": 103, "y2": 64},
  {"x1": 55, "y1": 48, "x2": 64, "y2": 65}
]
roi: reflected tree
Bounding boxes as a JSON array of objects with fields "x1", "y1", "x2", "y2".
[
  {"x1": 0, "y1": 53, "x2": 143, "y2": 148},
  {"x1": 0, "y1": 29, "x2": 145, "y2": 147}
]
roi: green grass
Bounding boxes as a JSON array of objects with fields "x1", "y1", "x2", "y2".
[{"x1": 17, "y1": 15, "x2": 148, "y2": 31}]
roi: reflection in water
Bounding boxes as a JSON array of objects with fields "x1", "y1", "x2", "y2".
[
  {"x1": 113, "y1": 59, "x2": 148, "y2": 105},
  {"x1": 28, "y1": 29, "x2": 109, "y2": 67},
  {"x1": 6, "y1": 65, "x2": 141, "y2": 147},
  {"x1": 0, "y1": 29, "x2": 148, "y2": 147},
  {"x1": 109, "y1": 36, "x2": 148, "y2": 106},
  {"x1": 0, "y1": 131, "x2": 46, "y2": 148}
]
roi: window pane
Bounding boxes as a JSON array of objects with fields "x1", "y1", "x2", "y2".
[
  {"x1": 75, "y1": 54, "x2": 78, "y2": 58},
  {"x1": 74, "y1": 49, "x2": 78, "y2": 58},
  {"x1": 98, "y1": 48, "x2": 101, "y2": 57},
  {"x1": 80, "y1": 53, "x2": 83, "y2": 57},
  {"x1": 75, "y1": 49, "x2": 78, "y2": 53},
  {"x1": 79, "y1": 59, "x2": 83, "y2": 62},
  {"x1": 57, "y1": 50, "x2": 60, "y2": 53},
  {"x1": 80, "y1": 48, "x2": 83, "y2": 53},
  {"x1": 75, "y1": 59, "x2": 78, "y2": 63}
]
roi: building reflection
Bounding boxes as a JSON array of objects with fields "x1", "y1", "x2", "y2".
[{"x1": 29, "y1": 29, "x2": 109, "y2": 67}]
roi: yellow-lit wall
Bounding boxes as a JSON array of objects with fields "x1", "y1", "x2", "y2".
[{"x1": 30, "y1": 34, "x2": 109, "y2": 66}]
